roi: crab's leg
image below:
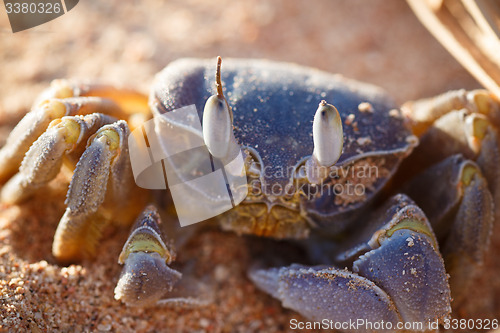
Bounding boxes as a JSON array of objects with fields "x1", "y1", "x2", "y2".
[
  {"x1": 401, "y1": 89, "x2": 500, "y2": 136},
  {"x1": 401, "y1": 90, "x2": 500, "y2": 218},
  {"x1": 0, "y1": 97, "x2": 124, "y2": 183},
  {"x1": 250, "y1": 195, "x2": 451, "y2": 329},
  {"x1": 35, "y1": 79, "x2": 150, "y2": 116},
  {"x1": 52, "y1": 120, "x2": 142, "y2": 263},
  {"x1": 403, "y1": 155, "x2": 494, "y2": 305},
  {"x1": 0, "y1": 114, "x2": 117, "y2": 204},
  {"x1": 0, "y1": 80, "x2": 149, "y2": 183}
]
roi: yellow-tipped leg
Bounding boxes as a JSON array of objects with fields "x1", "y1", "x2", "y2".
[
  {"x1": 402, "y1": 89, "x2": 500, "y2": 137},
  {"x1": 0, "y1": 100, "x2": 66, "y2": 182},
  {"x1": 0, "y1": 97, "x2": 123, "y2": 183},
  {"x1": 0, "y1": 113, "x2": 117, "y2": 204},
  {"x1": 403, "y1": 156, "x2": 494, "y2": 305},
  {"x1": 0, "y1": 78, "x2": 149, "y2": 184},
  {"x1": 52, "y1": 120, "x2": 140, "y2": 263},
  {"x1": 35, "y1": 79, "x2": 149, "y2": 117}
]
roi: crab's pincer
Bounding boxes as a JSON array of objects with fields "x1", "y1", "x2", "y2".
[
  {"x1": 250, "y1": 265, "x2": 401, "y2": 332},
  {"x1": 250, "y1": 195, "x2": 451, "y2": 332},
  {"x1": 115, "y1": 205, "x2": 213, "y2": 307},
  {"x1": 114, "y1": 205, "x2": 182, "y2": 307}
]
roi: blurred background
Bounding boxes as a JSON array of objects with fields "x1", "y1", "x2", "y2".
[{"x1": 0, "y1": 0, "x2": 479, "y2": 114}]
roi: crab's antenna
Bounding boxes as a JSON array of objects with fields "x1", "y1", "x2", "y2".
[{"x1": 216, "y1": 56, "x2": 224, "y2": 98}]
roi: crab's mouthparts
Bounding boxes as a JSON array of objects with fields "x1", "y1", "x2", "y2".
[{"x1": 216, "y1": 202, "x2": 310, "y2": 240}]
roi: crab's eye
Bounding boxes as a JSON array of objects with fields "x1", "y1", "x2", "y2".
[
  {"x1": 202, "y1": 56, "x2": 238, "y2": 160},
  {"x1": 203, "y1": 95, "x2": 233, "y2": 159},
  {"x1": 312, "y1": 100, "x2": 344, "y2": 167}
]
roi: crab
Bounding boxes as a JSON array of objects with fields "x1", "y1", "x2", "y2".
[{"x1": 0, "y1": 56, "x2": 498, "y2": 332}]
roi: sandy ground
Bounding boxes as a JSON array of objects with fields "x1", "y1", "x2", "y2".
[{"x1": 0, "y1": 0, "x2": 499, "y2": 332}]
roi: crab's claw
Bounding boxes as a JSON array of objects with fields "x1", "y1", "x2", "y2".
[
  {"x1": 114, "y1": 205, "x2": 182, "y2": 307},
  {"x1": 250, "y1": 265, "x2": 402, "y2": 331},
  {"x1": 115, "y1": 205, "x2": 213, "y2": 307},
  {"x1": 249, "y1": 195, "x2": 451, "y2": 331}
]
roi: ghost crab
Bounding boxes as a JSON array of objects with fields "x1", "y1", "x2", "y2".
[{"x1": 1, "y1": 57, "x2": 499, "y2": 331}]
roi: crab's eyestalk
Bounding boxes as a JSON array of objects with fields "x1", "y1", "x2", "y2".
[
  {"x1": 305, "y1": 101, "x2": 343, "y2": 184},
  {"x1": 202, "y1": 57, "x2": 239, "y2": 161},
  {"x1": 312, "y1": 100, "x2": 344, "y2": 167}
]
